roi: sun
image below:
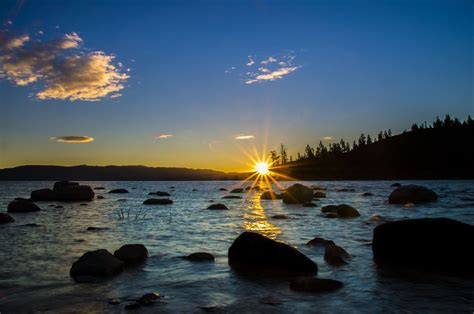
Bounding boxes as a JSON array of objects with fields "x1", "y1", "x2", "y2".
[{"x1": 254, "y1": 162, "x2": 270, "y2": 175}]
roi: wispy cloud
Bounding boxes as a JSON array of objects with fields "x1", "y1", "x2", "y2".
[
  {"x1": 246, "y1": 56, "x2": 255, "y2": 66},
  {"x1": 0, "y1": 31, "x2": 129, "y2": 101},
  {"x1": 50, "y1": 136, "x2": 94, "y2": 143},
  {"x1": 245, "y1": 66, "x2": 300, "y2": 84},
  {"x1": 261, "y1": 56, "x2": 277, "y2": 65},
  {"x1": 156, "y1": 134, "x2": 174, "y2": 139},
  {"x1": 322, "y1": 136, "x2": 334, "y2": 141},
  {"x1": 235, "y1": 134, "x2": 255, "y2": 140}
]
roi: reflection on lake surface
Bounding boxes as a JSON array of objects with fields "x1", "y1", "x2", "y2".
[{"x1": 0, "y1": 180, "x2": 473, "y2": 312}]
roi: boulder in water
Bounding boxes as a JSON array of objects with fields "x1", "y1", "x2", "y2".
[
  {"x1": 271, "y1": 214, "x2": 288, "y2": 220},
  {"x1": 30, "y1": 188, "x2": 57, "y2": 201},
  {"x1": 290, "y1": 277, "x2": 343, "y2": 293},
  {"x1": 114, "y1": 244, "x2": 149, "y2": 265},
  {"x1": 306, "y1": 237, "x2": 334, "y2": 247},
  {"x1": 70, "y1": 249, "x2": 124, "y2": 281},
  {"x1": 372, "y1": 218, "x2": 474, "y2": 274},
  {"x1": 260, "y1": 191, "x2": 283, "y2": 200},
  {"x1": 324, "y1": 244, "x2": 350, "y2": 265},
  {"x1": 0, "y1": 212, "x2": 15, "y2": 224},
  {"x1": 219, "y1": 188, "x2": 228, "y2": 191},
  {"x1": 313, "y1": 191, "x2": 326, "y2": 198},
  {"x1": 143, "y1": 198, "x2": 173, "y2": 205},
  {"x1": 282, "y1": 184, "x2": 314, "y2": 204},
  {"x1": 321, "y1": 204, "x2": 360, "y2": 218},
  {"x1": 108, "y1": 188, "x2": 129, "y2": 194},
  {"x1": 56, "y1": 185, "x2": 94, "y2": 202},
  {"x1": 228, "y1": 231, "x2": 317, "y2": 274},
  {"x1": 206, "y1": 203, "x2": 228, "y2": 210},
  {"x1": 362, "y1": 192, "x2": 373, "y2": 196},
  {"x1": 230, "y1": 188, "x2": 244, "y2": 193},
  {"x1": 388, "y1": 185, "x2": 437, "y2": 204},
  {"x1": 7, "y1": 200, "x2": 41, "y2": 213},
  {"x1": 180, "y1": 252, "x2": 215, "y2": 262}
]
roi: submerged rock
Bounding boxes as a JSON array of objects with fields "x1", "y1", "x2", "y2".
[
  {"x1": 230, "y1": 188, "x2": 244, "y2": 193},
  {"x1": 138, "y1": 292, "x2": 161, "y2": 305},
  {"x1": 362, "y1": 192, "x2": 374, "y2": 196},
  {"x1": 282, "y1": 184, "x2": 314, "y2": 204},
  {"x1": 372, "y1": 218, "x2": 474, "y2": 274},
  {"x1": 70, "y1": 249, "x2": 124, "y2": 281},
  {"x1": 313, "y1": 191, "x2": 326, "y2": 198},
  {"x1": 306, "y1": 237, "x2": 334, "y2": 247},
  {"x1": 388, "y1": 185, "x2": 437, "y2": 204},
  {"x1": 114, "y1": 244, "x2": 148, "y2": 265},
  {"x1": 290, "y1": 277, "x2": 343, "y2": 293},
  {"x1": 271, "y1": 214, "x2": 288, "y2": 220},
  {"x1": 228, "y1": 231, "x2": 317, "y2": 274},
  {"x1": 7, "y1": 200, "x2": 41, "y2": 213},
  {"x1": 87, "y1": 227, "x2": 110, "y2": 231},
  {"x1": 30, "y1": 188, "x2": 57, "y2": 201},
  {"x1": 260, "y1": 191, "x2": 283, "y2": 200},
  {"x1": 321, "y1": 204, "x2": 360, "y2": 218},
  {"x1": 180, "y1": 252, "x2": 215, "y2": 262},
  {"x1": 94, "y1": 187, "x2": 105, "y2": 190},
  {"x1": 0, "y1": 212, "x2": 15, "y2": 224},
  {"x1": 324, "y1": 244, "x2": 350, "y2": 265},
  {"x1": 206, "y1": 203, "x2": 228, "y2": 210},
  {"x1": 219, "y1": 188, "x2": 228, "y2": 191},
  {"x1": 109, "y1": 189, "x2": 129, "y2": 194},
  {"x1": 143, "y1": 198, "x2": 173, "y2": 205},
  {"x1": 56, "y1": 185, "x2": 94, "y2": 202}
]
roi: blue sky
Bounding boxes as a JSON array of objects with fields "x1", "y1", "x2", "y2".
[{"x1": 0, "y1": 0, "x2": 472, "y2": 171}]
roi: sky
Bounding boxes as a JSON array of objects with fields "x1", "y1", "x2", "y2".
[{"x1": 0, "y1": 0, "x2": 472, "y2": 172}]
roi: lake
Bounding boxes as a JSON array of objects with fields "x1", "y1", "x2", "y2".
[{"x1": 1, "y1": 180, "x2": 473, "y2": 312}]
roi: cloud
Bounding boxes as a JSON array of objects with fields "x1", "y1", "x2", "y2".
[
  {"x1": 322, "y1": 136, "x2": 334, "y2": 141},
  {"x1": 235, "y1": 134, "x2": 255, "y2": 140},
  {"x1": 51, "y1": 136, "x2": 94, "y2": 143},
  {"x1": 258, "y1": 67, "x2": 270, "y2": 73},
  {"x1": 246, "y1": 57, "x2": 255, "y2": 66},
  {"x1": 0, "y1": 31, "x2": 129, "y2": 101},
  {"x1": 245, "y1": 66, "x2": 300, "y2": 84},
  {"x1": 261, "y1": 56, "x2": 277, "y2": 65},
  {"x1": 156, "y1": 134, "x2": 174, "y2": 139}
]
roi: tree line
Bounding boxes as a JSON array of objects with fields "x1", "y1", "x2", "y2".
[{"x1": 269, "y1": 114, "x2": 473, "y2": 166}]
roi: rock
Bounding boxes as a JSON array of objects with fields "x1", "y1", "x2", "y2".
[
  {"x1": 260, "y1": 191, "x2": 282, "y2": 200},
  {"x1": 0, "y1": 213, "x2": 15, "y2": 224},
  {"x1": 97, "y1": 195, "x2": 105, "y2": 199},
  {"x1": 55, "y1": 205, "x2": 63, "y2": 209},
  {"x1": 206, "y1": 203, "x2": 228, "y2": 210},
  {"x1": 219, "y1": 188, "x2": 228, "y2": 191},
  {"x1": 109, "y1": 189, "x2": 129, "y2": 194},
  {"x1": 372, "y1": 218, "x2": 474, "y2": 274},
  {"x1": 53, "y1": 181, "x2": 79, "y2": 191},
  {"x1": 18, "y1": 223, "x2": 40, "y2": 227},
  {"x1": 228, "y1": 231, "x2": 317, "y2": 274},
  {"x1": 282, "y1": 184, "x2": 314, "y2": 204},
  {"x1": 336, "y1": 188, "x2": 355, "y2": 192},
  {"x1": 222, "y1": 195, "x2": 242, "y2": 199},
  {"x1": 321, "y1": 204, "x2": 360, "y2": 218},
  {"x1": 362, "y1": 192, "x2": 373, "y2": 196},
  {"x1": 149, "y1": 191, "x2": 170, "y2": 196},
  {"x1": 388, "y1": 185, "x2": 437, "y2": 204},
  {"x1": 303, "y1": 202, "x2": 317, "y2": 207},
  {"x1": 271, "y1": 214, "x2": 288, "y2": 219},
  {"x1": 391, "y1": 183, "x2": 402, "y2": 187},
  {"x1": 324, "y1": 244, "x2": 350, "y2": 265},
  {"x1": 290, "y1": 277, "x2": 343, "y2": 293},
  {"x1": 143, "y1": 198, "x2": 173, "y2": 205},
  {"x1": 306, "y1": 237, "x2": 334, "y2": 247},
  {"x1": 7, "y1": 200, "x2": 41, "y2": 213},
  {"x1": 313, "y1": 191, "x2": 326, "y2": 198},
  {"x1": 230, "y1": 188, "x2": 244, "y2": 193},
  {"x1": 114, "y1": 244, "x2": 148, "y2": 265},
  {"x1": 56, "y1": 186, "x2": 95, "y2": 202},
  {"x1": 138, "y1": 292, "x2": 161, "y2": 305},
  {"x1": 30, "y1": 188, "x2": 57, "y2": 201},
  {"x1": 192, "y1": 189, "x2": 198, "y2": 192},
  {"x1": 180, "y1": 252, "x2": 215, "y2": 261},
  {"x1": 87, "y1": 227, "x2": 110, "y2": 231},
  {"x1": 70, "y1": 249, "x2": 124, "y2": 281},
  {"x1": 80, "y1": 203, "x2": 88, "y2": 206},
  {"x1": 94, "y1": 187, "x2": 105, "y2": 190}
]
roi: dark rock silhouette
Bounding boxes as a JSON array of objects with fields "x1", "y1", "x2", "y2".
[
  {"x1": 372, "y1": 218, "x2": 474, "y2": 274},
  {"x1": 290, "y1": 277, "x2": 343, "y2": 293},
  {"x1": 97, "y1": 195, "x2": 105, "y2": 199},
  {"x1": 206, "y1": 203, "x2": 228, "y2": 210},
  {"x1": 391, "y1": 183, "x2": 402, "y2": 187},
  {"x1": 388, "y1": 185, "x2": 437, "y2": 204},
  {"x1": 230, "y1": 188, "x2": 244, "y2": 193},
  {"x1": 70, "y1": 249, "x2": 124, "y2": 281},
  {"x1": 55, "y1": 185, "x2": 94, "y2": 202},
  {"x1": 143, "y1": 198, "x2": 173, "y2": 205},
  {"x1": 324, "y1": 244, "x2": 350, "y2": 265},
  {"x1": 313, "y1": 191, "x2": 326, "y2": 198},
  {"x1": 109, "y1": 188, "x2": 129, "y2": 194},
  {"x1": 282, "y1": 184, "x2": 314, "y2": 204},
  {"x1": 86, "y1": 227, "x2": 110, "y2": 231},
  {"x1": 271, "y1": 214, "x2": 288, "y2": 219},
  {"x1": 179, "y1": 252, "x2": 215, "y2": 261},
  {"x1": 30, "y1": 188, "x2": 56, "y2": 201},
  {"x1": 321, "y1": 204, "x2": 360, "y2": 218},
  {"x1": 228, "y1": 231, "x2": 317, "y2": 274},
  {"x1": 114, "y1": 244, "x2": 148, "y2": 265},
  {"x1": 137, "y1": 292, "x2": 161, "y2": 305},
  {"x1": 94, "y1": 187, "x2": 105, "y2": 190},
  {"x1": 219, "y1": 188, "x2": 228, "y2": 191},
  {"x1": 306, "y1": 237, "x2": 334, "y2": 246},
  {"x1": 7, "y1": 200, "x2": 41, "y2": 213},
  {"x1": 0, "y1": 212, "x2": 15, "y2": 223},
  {"x1": 362, "y1": 192, "x2": 373, "y2": 196},
  {"x1": 222, "y1": 195, "x2": 242, "y2": 199},
  {"x1": 260, "y1": 191, "x2": 283, "y2": 200}
]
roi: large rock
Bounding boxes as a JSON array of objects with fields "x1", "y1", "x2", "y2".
[
  {"x1": 30, "y1": 188, "x2": 57, "y2": 201},
  {"x1": 179, "y1": 252, "x2": 215, "y2": 262},
  {"x1": 324, "y1": 244, "x2": 350, "y2": 265},
  {"x1": 282, "y1": 184, "x2": 314, "y2": 204},
  {"x1": 260, "y1": 191, "x2": 283, "y2": 200},
  {"x1": 228, "y1": 231, "x2": 317, "y2": 274},
  {"x1": 56, "y1": 185, "x2": 94, "y2": 202},
  {"x1": 290, "y1": 277, "x2": 343, "y2": 293},
  {"x1": 206, "y1": 203, "x2": 228, "y2": 210},
  {"x1": 143, "y1": 198, "x2": 173, "y2": 205},
  {"x1": 372, "y1": 218, "x2": 474, "y2": 274},
  {"x1": 108, "y1": 188, "x2": 129, "y2": 194},
  {"x1": 0, "y1": 212, "x2": 15, "y2": 224},
  {"x1": 114, "y1": 244, "x2": 148, "y2": 265},
  {"x1": 7, "y1": 200, "x2": 41, "y2": 213},
  {"x1": 388, "y1": 185, "x2": 437, "y2": 204},
  {"x1": 70, "y1": 249, "x2": 124, "y2": 281},
  {"x1": 321, "y1": 204, "x2": 360, "y2": 218}
]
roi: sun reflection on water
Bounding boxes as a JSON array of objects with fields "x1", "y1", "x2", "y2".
[{"x1": 242, "y1": 190, "x2": 280, "y2": 239}]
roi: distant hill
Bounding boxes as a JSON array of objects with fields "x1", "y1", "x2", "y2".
[
  {"x1": 280, "y1": 118, "x2": 474, "y2": 180},
  {"x1": 0, "y1": 165, "x2": 247, "y2": 181}
]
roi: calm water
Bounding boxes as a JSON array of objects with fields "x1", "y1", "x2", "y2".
[{"x1": 1, "y1": 180, "x2": 473, "y2": 313}]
